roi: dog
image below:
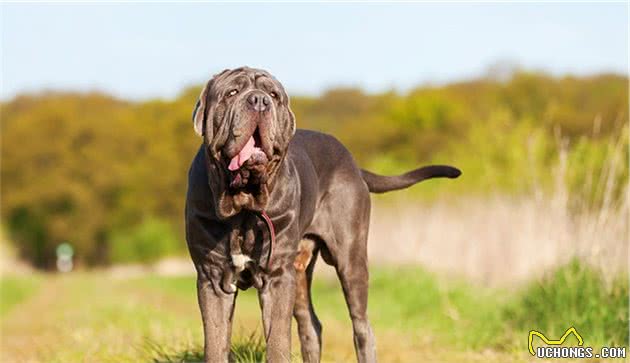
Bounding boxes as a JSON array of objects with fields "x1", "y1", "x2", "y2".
[{"x1": 185, "y1": 67, "x2": 460, "y2": 363}]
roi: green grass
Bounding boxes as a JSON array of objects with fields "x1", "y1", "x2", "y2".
[
  {"x1": 1, "y1": 263, "x2": 626, "y2": 362},
  {"x1": 0, "y1": 274, "x2": 40, "y2": 317},
  {"x1": 504, "y1": 259, "x2": 629, "y2": 349},
  {"x1": 365, "y1": 267, "x2": 507, "y2": 348},
  {"x1": 146, "y1": 332, "x2": 266, "y2": 363},
  {"x1": 134, "y1": 267, "x2": 507, "y2": 347}
]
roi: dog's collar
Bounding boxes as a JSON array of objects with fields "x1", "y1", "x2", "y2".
[{"x1": 259, "y1": 210, "x2": 275, "y2": 270}]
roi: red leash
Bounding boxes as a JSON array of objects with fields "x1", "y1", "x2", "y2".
[{"x1": 259, "y1": 211, "x2": 275, "y2": 270}]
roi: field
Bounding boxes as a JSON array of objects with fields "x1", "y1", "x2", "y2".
[
  {"x1": 0, "y1": 268, "x2": 571, "y2": 363},
  {"x1": 2, "y1": 221, "x2": 627, "y2": 363}
]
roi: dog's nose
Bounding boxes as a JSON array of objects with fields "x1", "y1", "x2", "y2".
[{"x1": 247, "y1": 92, "x2": 270, "y2": 112}]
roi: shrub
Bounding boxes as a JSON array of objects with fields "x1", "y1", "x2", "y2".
[
  {"x1": 109, "y1": 218, "x2": 181, "y2": 264},
  {"x1": 504, "y1": 259, "x2": 629, "y2": 347}
]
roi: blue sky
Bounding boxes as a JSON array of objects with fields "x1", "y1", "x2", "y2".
[{"x1": 1, "y1": 3, "x2": 627, "y2": 100}]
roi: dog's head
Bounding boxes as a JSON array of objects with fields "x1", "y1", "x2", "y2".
[{"x1": 193, "y1": 67, "x2": 296, "y2": 218}]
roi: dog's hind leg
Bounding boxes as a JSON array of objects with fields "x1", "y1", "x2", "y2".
[
  {"x1": 293, "y1": 239, "x2": 322, "y2": 363},
  {"x1": 336, "y1": 244, "x2": 376, "y2": 362},
  {"x1": 330, "y1": 194, "x2": 377, "y2": 363}
]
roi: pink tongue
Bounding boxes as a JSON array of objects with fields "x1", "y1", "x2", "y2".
[{"x1": 228, "y1": 136, "x2": 256, "y2": 171}]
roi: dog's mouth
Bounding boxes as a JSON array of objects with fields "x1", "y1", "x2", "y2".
[
  {"x1": 227, "y1": 127, "x2": 270, "y2": 190},
  {"x1": 227, "y1": 128, "x2": 266, "y2": 171}
]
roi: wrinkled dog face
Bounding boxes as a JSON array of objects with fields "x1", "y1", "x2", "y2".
[{"x1": 193, "y1": 67, "x2": 296, "y2": 218}]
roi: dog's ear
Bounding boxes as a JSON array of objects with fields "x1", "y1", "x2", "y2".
[
  {"x1": 192, "y1": 79, "x2": 212, "y2": 138},
  {"x1": 192, "y1": 69, "x2": 231, "y2": 138},
  {"x1": 278, "y1": 97, "x2": 297, "y2": 149}
]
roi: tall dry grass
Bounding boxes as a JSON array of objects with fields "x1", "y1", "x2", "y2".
[{"x1": 368, "y1": 130, "x2": 628, "y2": 287}]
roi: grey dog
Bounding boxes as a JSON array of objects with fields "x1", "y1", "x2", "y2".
[{"x1": 185, "y1": 67, "x2": 460, "y2": 363}]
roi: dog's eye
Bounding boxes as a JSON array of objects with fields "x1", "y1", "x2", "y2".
[
  {"x1": 270, "y1": 91, "x2": 278, "y2": 99},
  {"x1": 227, "y1": 89, "x2": 238, "y2": 97}
]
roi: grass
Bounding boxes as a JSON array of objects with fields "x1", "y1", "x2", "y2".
[
  {"x1": 147, "y1": 333, "x2": 266, "y2": 363},
  {"x1": 504, "y1": 259, "x2": 629, "y2": 349},
  {"x1": 1, "y1": 262, "x2": 626, "y2": 362},
  {"x1": 0, "y1": 274, "x2": 40, "y2": 317}
]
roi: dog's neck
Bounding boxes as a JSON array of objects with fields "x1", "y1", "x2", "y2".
[{"x1": 205, "y1": 145, "x2": 289, "y2": 220}]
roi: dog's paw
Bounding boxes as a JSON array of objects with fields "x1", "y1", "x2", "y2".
[{"x1": 231, "y1": 254, "x2": 252, "y2": 271}]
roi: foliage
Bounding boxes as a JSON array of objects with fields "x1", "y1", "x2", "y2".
[
  {"x1": 503, "y1": 259, "x2": 629, "y2": 348},
  {"x1": 1, "y1": 72, "x2": 627, "y2": 268},
  {"x1": 109, "y1": 217, "x2": 181, "y2": 264},
  {"x1": 565, "y1": 126, "x2": 629, "y2": 210}
]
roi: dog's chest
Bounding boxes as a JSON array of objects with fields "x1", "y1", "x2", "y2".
[{"x1": 219, "y1": 213, "x2": 272, "y2": 292}]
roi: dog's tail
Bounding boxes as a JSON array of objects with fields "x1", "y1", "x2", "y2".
[{"x1": 360, "y1": 165, "x2": 461, "y2": 194}]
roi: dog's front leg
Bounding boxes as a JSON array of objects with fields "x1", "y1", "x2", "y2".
[
  {"x1": 197, "y1": 275, "x2": 237, "y2": 363},
  {"x1": 258, "y1": 264, "x2": 296, "y2": 362}
]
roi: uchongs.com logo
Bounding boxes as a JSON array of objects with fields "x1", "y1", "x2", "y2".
[{"x1": 528, "y1": 327, "x2": 626, "y2": 359}]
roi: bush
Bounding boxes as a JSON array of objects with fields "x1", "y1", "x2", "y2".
[
  {"x1": 504, "y1": 259, "x2": 629, "y2": 347},
  {"x1": 109, "y1": 218, "x2": 181, "y2": 264}
]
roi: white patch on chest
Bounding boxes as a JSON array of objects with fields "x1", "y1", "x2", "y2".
[{"x1": 231, "y1": 253, "x2": 252, "y2": 272}]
